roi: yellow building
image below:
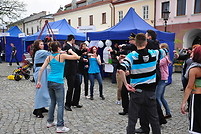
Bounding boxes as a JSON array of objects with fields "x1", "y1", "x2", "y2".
[
  {"x1": 54, "y1": 0, "x2": 113, "y2": 31},
  {"x1": 54, "y1": 0, "x2": 155, "y2": 31},
  {"x1": 113, "y1": 0, "x2": 155, "y2": 27}
]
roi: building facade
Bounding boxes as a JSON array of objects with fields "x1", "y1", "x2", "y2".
[
  {"x1": 7, "y1": 11, "x2": 54, "y2": 36},
  {"x1": 155, "y1": 0, "x2": 201, "y2": 49},
  {"x1": 113, "y1": 0, "x2": 155, "y2": 27},
  {"x1": 54, "y1": 0, "x2": 113, "y2": 31},
  {"x1": 54, "y1": 0, "x2": 155, "y2": 31}
]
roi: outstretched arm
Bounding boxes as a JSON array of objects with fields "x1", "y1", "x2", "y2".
[
  {"x1": 62, "y1": 49, "x2": 80, "y2": 60},
  {"x1": 36, "y1": 57, "x2": 50, "y2": 88}
]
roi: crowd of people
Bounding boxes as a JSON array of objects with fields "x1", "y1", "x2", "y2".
[{"x1": 5, "y1": 30, "x2": 201, "y2": 133}]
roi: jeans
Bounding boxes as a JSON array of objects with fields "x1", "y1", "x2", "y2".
[
  {"x1": 9, "y1": 54, "x2": 19, "y2": 65},
  {"x1": 47, "y1": 81, "x2": 65, "y2": 127},
  {"x1": 88, "y1": 73, "x2": 103, "y2": 97},
  {"x1": 156, "y1": 80, "x2": 171, "y2": 115}
]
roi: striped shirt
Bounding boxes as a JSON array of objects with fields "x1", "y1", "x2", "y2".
[{"x1": 120, "y1": 48, "x2": 166, "y2": 89}]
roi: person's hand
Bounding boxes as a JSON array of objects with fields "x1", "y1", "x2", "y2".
[
  {"x1": 83, "y1": 58, "x2": 88, "y2": 62},
  {"x1": 125, "y1": 70, "x2": 130, "y2": 76},
  {"x1": 68, "y1": 49, "x2": 73, "y2": 54},
  {"x1": 108, "y1": 49, "x2": 113, "y2": 52},
  {"x1": 59, "y1": 50, "x2": 66, "y2": 54},
  {"x1": 36, "y1": 81, "x2": 42, "y2": 89},
  {"x1": 125, "y1": 84, "x2": 136, "y2": 92},
  {"x1": 85, "y1": 65, "x2": 88, "y2": 68},
  {"x1": 93, "y1": 53, "x2": 98, "y2": 58},
  {"x1": 181, "y1": 102, "x2": 187, "y2": 114}
]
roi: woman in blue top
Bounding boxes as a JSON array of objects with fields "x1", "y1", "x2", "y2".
[
  {"x1": 36, "y1": 41, "x2": 80, "y2": 133},
  {"x1": 88, "y1": 46, "x2": 105, "y2": 100}
]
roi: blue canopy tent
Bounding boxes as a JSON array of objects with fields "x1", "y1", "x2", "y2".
[
  {"x1": 87, "y1": 7, "x2": 175, "y2": 84},
  {"x1": 0, "y1": 26, "x2": 24, "y2": 62},
  {"x1": 25, "y1": 19, "x2": 86, "y2": 41}
]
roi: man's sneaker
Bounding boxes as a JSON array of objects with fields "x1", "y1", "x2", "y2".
[
  {"x1": 56, "y1": 126, "x2": 70, "y2": 133},
  {"x1": 47, "y1": 122, "x2": 56, "y2": 128}
]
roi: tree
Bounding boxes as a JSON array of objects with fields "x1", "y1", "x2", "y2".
[{"x1": 0, "y1": 0, "x2": 26, "y2": 25}]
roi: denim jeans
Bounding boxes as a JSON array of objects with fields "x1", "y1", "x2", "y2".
[
  {"x1": 88, "y1": 73, "x2": 103, "y2": 97},
  {"x1": 47, "y1": 81, "x2": 65, "y2": 127},
  {"x1": 156, "y1": 80, "x2": 171, "y2": 115}
]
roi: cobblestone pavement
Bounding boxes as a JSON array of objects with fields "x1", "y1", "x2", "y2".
[{"x1": 0, "y1": 62, "x2": 189, "y2": 134}]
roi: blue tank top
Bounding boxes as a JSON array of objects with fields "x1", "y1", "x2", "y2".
[
  {"x1": 88, "y1": 57, "x2": 100, "y2": 74},
  {"x1": 48, "y1": 53, "x2": 65, "y2": 83}
]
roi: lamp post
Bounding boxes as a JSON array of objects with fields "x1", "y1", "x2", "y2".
[{"x1": 162, "y1": 9, "x2": 170, "y2": 32}]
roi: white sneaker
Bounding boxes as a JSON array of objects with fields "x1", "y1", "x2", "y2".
[
  {"x1": 47, "y1": 122, "x2": 56, "y2": 128},
  {"x1": 56, "y1": 126, "x2": 70, "y2": 133},
  {"x1": 85, "y1": 96, "x2": 90, "y2": 99},
  {"x1": 116, "y1": 100, "x2": 121, "y2": 105}
]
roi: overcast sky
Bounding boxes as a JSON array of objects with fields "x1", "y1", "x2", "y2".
[{"x1": 20, "y1": 0, "x2": 72, "y2": 18}]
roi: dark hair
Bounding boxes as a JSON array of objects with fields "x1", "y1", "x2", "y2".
[
  {"x1": 89, "y1": 46, "x2": 98, "y2": 54},
  {"x1": 135, "y1": 33, "x2": 147, "y2": 47},
  {"x1": 192, "y1": 46, "x2": 201, "y2": 63},
  {"x1": 67, "y1": 34, "x2": 75, "y2": 41},
  {"x1": 32, "y1": 40, "x2": 43, "y2": 62},
  {"x1": 49, "y1": 41, "x2": 61, "y2": 52},
  {"x1": 80, "y1": 42, "x2": 87, "y2": 50},
  {"x1": 146, "y1": 30, "x2": 157, "y2": 40}
]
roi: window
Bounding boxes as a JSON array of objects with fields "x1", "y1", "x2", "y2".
[
  {"x1": 31, "y1": 27, "x2": 33, "y2": 34},
  {"x1": 194, "y1": 0, "x2": 201, "y2": 13},
  {"x1": 118, "y1": 11, "x2": 123, "y2": 22},
  {"x1": 143, "y1": 6, "x2": 149, "y2": 19},
  {"x1": 37, "y1": 26, "x2": 39, "y2": 32},
  {"x1": 68, "y1": 19, "x2": 71, "y2": 25},
  {"x1": 177, "y1": 0, "x2": 186, "y2": 16},
  {"x1": 26, "y1": 28, "x2": 29, "y2": 35},
  {"x1": 78, "y1": 17, "x2": 81, "y2": 26},
  {"x1": 102, "y1": 12, "x2": 106, "y2": 24},
  {"x1": 89, "y1": 15, "x2": 93, "y2": 25},
  {"x1": 162, "y1": 1, "x2": 170, "y2": 18}
]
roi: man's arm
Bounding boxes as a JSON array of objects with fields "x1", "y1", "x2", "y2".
[{"x1": 118, "y1": 69, "x2": 136, "y2": 92}]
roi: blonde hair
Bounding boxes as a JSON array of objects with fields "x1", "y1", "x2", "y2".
[{"x1": 160, "y1": 43, "x2": 168, "y2": 49}]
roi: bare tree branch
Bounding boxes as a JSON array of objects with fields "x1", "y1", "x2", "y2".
[{"x1": 0, "y1": 0, "x2": 26, "y2": 25}]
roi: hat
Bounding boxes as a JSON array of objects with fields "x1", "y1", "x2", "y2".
[{"x1": 128, "y1": 33, "x2": 136, "y2": 40}]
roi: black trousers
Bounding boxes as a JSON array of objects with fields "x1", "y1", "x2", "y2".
[
  {"x1": 139, "y1": 100, "x2": 166, "y2": 133},
  {"x1": 121, "y1": 84, "x2": 129, "y2": 113},
  {"x1": 82, "y1": 70, "x2": 89, "y2": 96},
  {"x1": 127, "y1": 90, "x2": 161, "y2": 134},
  {"x1": 65, "y1": 73, "x2": 81, "y2": 107},
  {"x1": 121, "y1": 76, "x2": 130, "y2": 112}
]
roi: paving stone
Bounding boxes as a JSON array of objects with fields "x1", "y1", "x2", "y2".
[{"x1": 0, "y1": 62, "x2": 189, "y2": 134}]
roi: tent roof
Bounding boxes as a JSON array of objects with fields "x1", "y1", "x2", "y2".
[
  {"x1": 6, "y1": 26, "x2": 23, "y2": 37},
  {"x1": 25, "y1": 19, "x2": 86, "y2": 41},
  {"x1": 87, "y1": 7, "x2": 175, "y2": 41}
]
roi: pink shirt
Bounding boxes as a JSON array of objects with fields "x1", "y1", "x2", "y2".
[{"x1": 159, "y1": 56, "x2": 171, "y2": 80}]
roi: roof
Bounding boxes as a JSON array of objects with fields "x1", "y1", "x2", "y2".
[
  {"x1": 24, "y1": 19, "x2": 86, "y2": 41},
  {"x1": 6, "y1": 26, "x2": 23, "y2": 37}
]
